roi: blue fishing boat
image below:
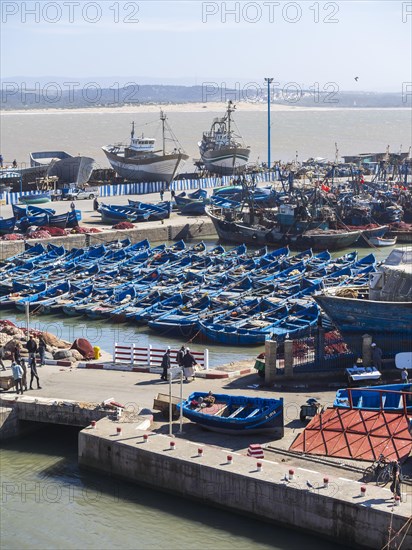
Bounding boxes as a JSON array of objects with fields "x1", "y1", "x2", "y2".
[
  {"x1": 127, "y1": 200, "x2": 171, "y2": 221},
  {"x1": 19, "y1": 191, "x2": 51, "y2": 204},
  {"x1": 12, "y1": 204, "x2": 55, "y2": 220},
  {"x1": 174, "y1": 189, "x2": 209, "y2": 216},
  {"x1": 0, "y1": 217, "x2": 16, "y2": 235},
  {"x1": 334, "y1": 383, "x2": 412, "y2": 413},
  {"x1": 99, "y1": 204, "x2": 151, "y2": 224},
  {"x1": 177, "y1": 392, "x2": 284, "y2": 437}
]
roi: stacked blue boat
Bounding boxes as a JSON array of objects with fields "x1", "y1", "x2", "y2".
[{"x1": 0, "y1": 238, "x2": 377, "y2": 346}]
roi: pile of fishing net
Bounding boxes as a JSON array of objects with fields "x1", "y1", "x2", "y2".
[
  {"x1": 25, "y1": 229, "x2": 54, "y2": 239},
  {"x1": 324, "y1": 330, "x2": 351, "y2": 356},
  {"x1": 0, "y1": 233, "x2": 24, "y2": 240},
  {"x1": 335, "y1": 287, "x2": 358, "y2": 298},
  {"x1": 112, "y1": 221, "x2": 135, "y2": 229},
  {"x1": 69, "y1": 226, "x2": 101, "y2": 234},
  {"x1": 38, "y1": 226, "x2": 67, "y2": 236}
]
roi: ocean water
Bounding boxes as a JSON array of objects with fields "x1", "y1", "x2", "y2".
[{"x1": 1, "y1": 108, "x2": 411, "y2": 171}]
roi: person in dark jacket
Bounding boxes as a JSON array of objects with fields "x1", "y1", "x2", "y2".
[
  {"x1": 176, "y1": 345, "x2": 186, "y2": 367},
  {"x1": 182, "y1": 348, "x2": 197, "y2": 382},
  {"x1": 26, "y1": 336, "x2": 38, "y2": 368},
  {"x1": 160, "y1": 348, "x2": 171, "y2": 381},
  {"x1": 38, "y1": 337, "x2": 47, "y2": 366}
]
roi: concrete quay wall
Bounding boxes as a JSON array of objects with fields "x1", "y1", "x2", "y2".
[
  {"x1": 78, "y1": 419, "x2": 411, "y2": 550},
  {"x1": 0, "y1": 396, "x2": 110, "y2": 440},
  {"x1": 0, "y1": 218, "x2": 216, "y2": 260}
]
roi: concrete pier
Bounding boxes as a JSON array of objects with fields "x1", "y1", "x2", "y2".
[{"x1": 79, "y1": 418, "x2": 411, "y2": 550}]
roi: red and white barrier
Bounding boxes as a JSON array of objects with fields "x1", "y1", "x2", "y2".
[
  {"x1": 247, "y1": 444, "x2": 264, "y2": 459},
  {"x1": 113, "y1": 343, "x2": 209, "y2": 370}
]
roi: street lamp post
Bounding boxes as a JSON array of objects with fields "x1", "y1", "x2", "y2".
[{"x1": 264, "y1": 78, "x2": 273, "y2": 170}]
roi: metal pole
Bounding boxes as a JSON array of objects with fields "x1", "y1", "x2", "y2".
[
  {"x1": 264, "y1": 78, "x2": 273, "y2": 170},
  {"x1": 179, "y1": 368, "x2": 183, "y2": 433},
  {"x1": 169, "y1": 369, "x2": 173, "y2": 436},
  {"x1": 25, "y1": 302, "x2": 30, "y2": 335}
]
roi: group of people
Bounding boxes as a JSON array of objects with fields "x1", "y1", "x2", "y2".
[
  {"x1": 160, "y1": 345, "x2": 198, "y2": 382},
  {"x1": 2, "y1": 335, "x2": 46, "y2": 395}
]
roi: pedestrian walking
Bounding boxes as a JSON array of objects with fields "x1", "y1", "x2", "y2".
[
  {"x1": 21, "y1": 360, "x2": 28, "y2": 391},
  {"x1": 26, "y1": 335, "x2": 38, "y2": 367},
  {"x1": 401, "y1": 368, "x2": 409, "y2": 384},
  {"x1": 160, "y1": 187, "x2": 164, "y2": 201},
  {"x1": 12, "y1": 343, "x2": 22, "y2": 365},
  {"x1": 160, "y1": 348, "x2": 171, "y2": 381},
  {"x1": 70, "y1": 201, "x2": 75, "y2": 211},
  {"x1": 390, "y1": 461, "x2": 402, "y2": 501},
  {"x1": 29, "y1": 359, "x2": 41, "y2": 390},
  {"x1": 182, "y1": 347, "x2": 197, "y2": 382},
  {"x1": 38, "y1": 336, "x2": 47, "y2": 366},
  {"x1": 0, "y1": 346, "x2": 6, "y2": 370},
  {"x1": 171, "y1": 189, "x2": 176, "y2": 199},
  {"x1": 0, "y1": 154, "x2": 3, "y2": 168},
  {"x1": 176, "y1": 345, "x2": 186, "y2": 367},
  {"x1": 11, "y1": 362, "x2": 24, "y2": 395},
  {"x1": 93, "y1": 197, "x2": 99, "y2": 211},
  {"x1": 371, "y1": 343, "x2": 383, "y2": 370}
]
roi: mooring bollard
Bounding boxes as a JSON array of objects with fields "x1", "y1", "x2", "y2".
[
  {"x1": 324, "y1": 477, "x2": 329, "y2": 488},
  {"x1": 289, "y1": 469, "x2": 295, "y2": 481},
  {"x1": 198, "y1": 448, "x2": 203, "y2": 457},
  {"x1": 170, "y1": 440, "x2": 176, "y2": 451},
  {"x1": 90, "y1": 420, "x2": 96, "y2": 429},
  {"x1": 143, "y1": 434, "x2": 148, "y2": 443},
  {"x1": 116, "y1": 426, "x2": 122, "y2": 435},
  {"x1": 360, "y1": 485, "x2": 366, "y2": 497},
  {"x1": 257, "y1": 461, "x2": 263, "y2": 472},
  {"x1": 227, "y1": 455, "x2": 233, "y2": 465}
]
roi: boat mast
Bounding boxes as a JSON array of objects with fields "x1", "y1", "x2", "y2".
[
  {"x1": 160, "y1": 110, "x2": 166, "y2": 155},
  {"x1": 131, "y1": 121, "x2": 135, "y2": 139},
  {"x1": 227, "y1": 101, "x2": 234, "y2": 138}
]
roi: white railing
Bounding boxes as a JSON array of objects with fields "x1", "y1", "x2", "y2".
[{"x1": 113, "y1": 343, "x2": 209, "y2": 370}]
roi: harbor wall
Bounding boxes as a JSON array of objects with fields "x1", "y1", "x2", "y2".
[
  {"x1": 78, "y1": 419, "x2": 411, "y2": 550},
  {"x1": 0, "y1": 219, "x2": 216, "y2": 260},
  {"x1": 0, "y1": 396, "x2": 111, "y2": 440}
]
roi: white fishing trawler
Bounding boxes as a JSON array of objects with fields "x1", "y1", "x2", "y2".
[
  {"x1": 102, "y1": 112, "x2": 188, "y2": 183},
  {"x1": 198, "y1": 101, "x2": 250, "y2": 175}
]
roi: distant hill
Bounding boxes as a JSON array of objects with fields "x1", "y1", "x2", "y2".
[{"x1": 0, "y1": 83, "x2": 408, "y2": 110}]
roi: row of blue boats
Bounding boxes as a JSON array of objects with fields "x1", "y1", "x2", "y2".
[
  {"x1": 0, "y1": 204, "x2": 81, "y2": 234},
  {"x1": 0, "y1": 239, "x2": 377, "y2": 345}
]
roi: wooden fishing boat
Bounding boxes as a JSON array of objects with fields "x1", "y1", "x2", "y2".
[
  {"x1": 334, "y1": 383, "x2": 412, "y2": 413},
  {"x1": 367, "y1": 236, "x2": 397, "y2": 247},
  {"x1": 127, "y1": 200, "x2": 171, "y2": 221},
  {"x1": 0, "y1": 217, "x2": 16, "y2": 235},
  {"x1": 99, "y1": 204, "x2": 150, "y2": 224},
  {"x1": 177, "y1": 392, "x2": 283, "y2": 436}
]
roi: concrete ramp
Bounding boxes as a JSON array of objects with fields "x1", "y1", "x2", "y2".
[{"x1": 290, "y1": 407, "x2": 412, "y2": 462}]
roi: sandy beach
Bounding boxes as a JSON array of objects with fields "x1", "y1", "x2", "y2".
[{"x1": 2, "y1": 102, "x2": 410, "y2": 116}]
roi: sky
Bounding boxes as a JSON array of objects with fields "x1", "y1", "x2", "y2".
[{"x1": 1, "y1": 1, "x2": 411, "y2": 93}]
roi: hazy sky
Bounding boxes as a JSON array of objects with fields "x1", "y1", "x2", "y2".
[{"x1": 1, "y1": 1, "x2": 411, "y2": 92}]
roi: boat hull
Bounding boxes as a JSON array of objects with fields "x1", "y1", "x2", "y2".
[
  {"x1": 102, "y1": 148, "x2": 188, "y2": 183},
  {"x1": 315, "y1": 295, "x2": 412, "y2": 355},
  {"x1": 200, "y1": 147, "x2": 250, "y2": 175}
]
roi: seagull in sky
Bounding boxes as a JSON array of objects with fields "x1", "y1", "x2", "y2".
[{"x1": 354, "y1": 76, "x2": 359, "y2": 81}]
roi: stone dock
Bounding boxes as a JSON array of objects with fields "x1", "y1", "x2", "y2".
[{"x1": 1, "y1": 392, "x2": 410, "y2": 550}]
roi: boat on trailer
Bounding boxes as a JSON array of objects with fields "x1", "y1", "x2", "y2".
[{"x1": 177, "y1": 392, "x2": 284, "y2": 437}]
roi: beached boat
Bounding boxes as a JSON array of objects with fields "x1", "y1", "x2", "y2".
[
  {"x1": 334, "y1": 383, "x2": 412, "y2": 413},
  {"x1": 198, "y1": 101, "x2": 250, "y2": 175},
  {"x1": 177, "y1": 392, "x2": 284, "y2": 437},
  {"x1": 0, "y1": 217, "x2": 16, "y2": 235},
  {"x1": 102, "y1": 111, "x2": 188, "y2": 183},
  {"x1": 174, "y1": 189, "x2": 209, "y2": 216},
  {"x1": 99, "y1": 204, "x2": 150, "y2": 224},
  {"x1": 19, "y1": 191, "x2": 52, "y2": 204}
]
